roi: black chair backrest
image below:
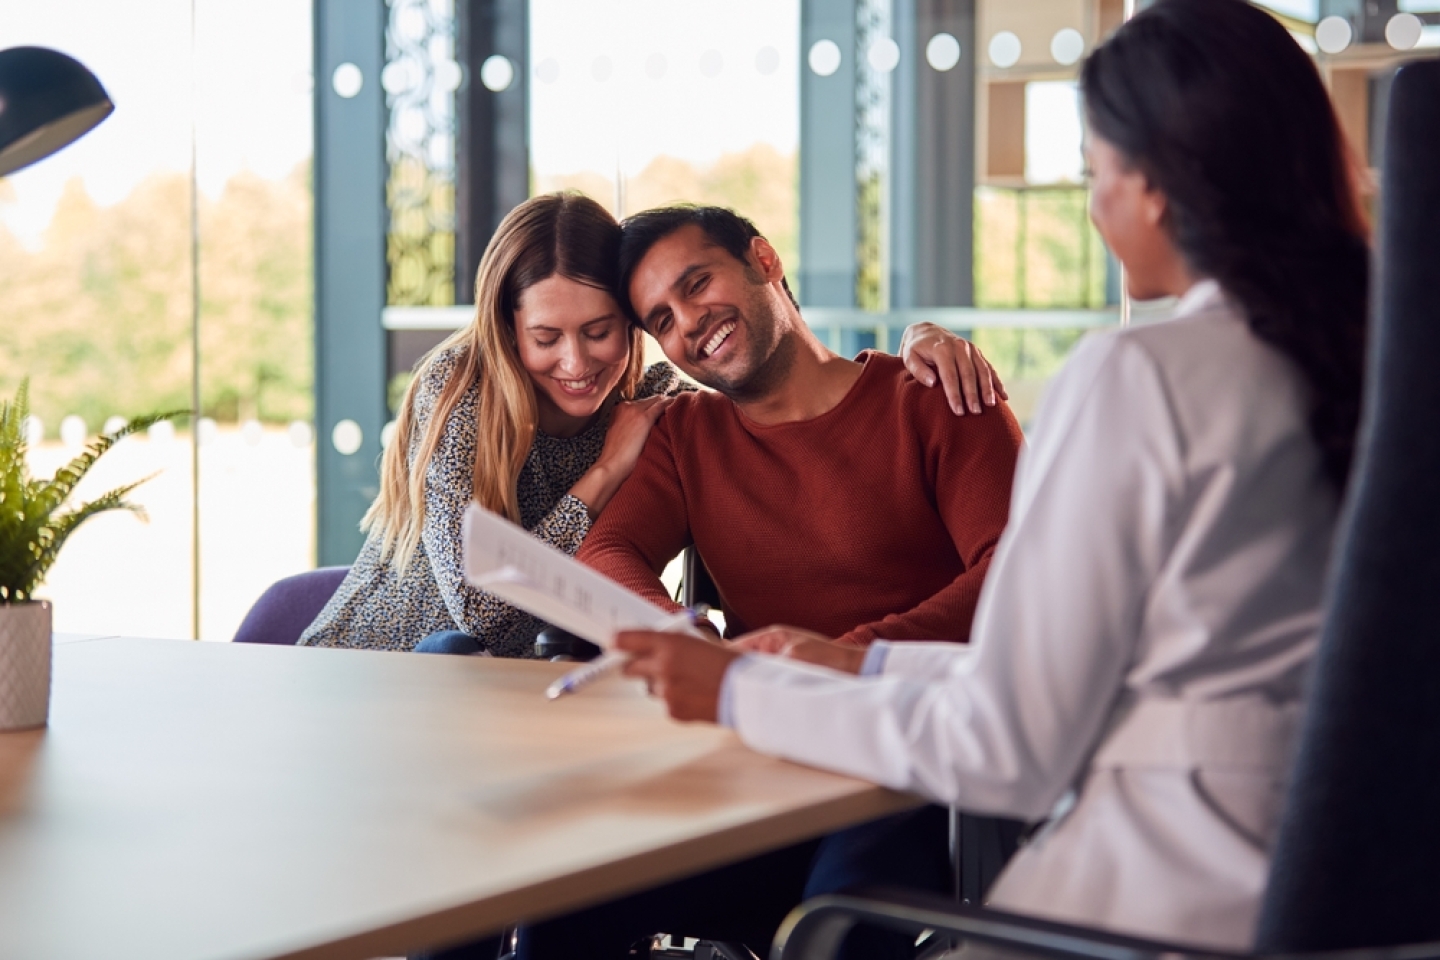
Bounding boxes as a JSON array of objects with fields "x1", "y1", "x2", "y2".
[
  {"x1": 683, "y1": 547, "x2": 723, "y2": 611},
  {"x1": 1257, "y1": 59, "x2": 1440, "y2": 953},
  {"x1": 535, "y1": 548, "x2": 721, "y2": 661}
]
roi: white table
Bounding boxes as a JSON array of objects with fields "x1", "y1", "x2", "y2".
[
  {"x1": 0, "y1": 637, "x2": 918, "y2": 960},
  {"x1": 51, "y1": 630, "x2": 122, "y2": 644}
]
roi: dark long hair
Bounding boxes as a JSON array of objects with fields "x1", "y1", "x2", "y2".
[{"x1": 1081, "y1": 0, "x2": 1370, "y2": 490}]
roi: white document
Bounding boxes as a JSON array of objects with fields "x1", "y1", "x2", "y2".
[{"x1": 461, "y1": 502, "x2": 682, "y2": 648}]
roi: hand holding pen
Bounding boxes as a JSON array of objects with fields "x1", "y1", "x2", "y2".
[
  {"x1": 545, "y1": 606, "x2": 712, "y2": 700},
  {"x1": 614, "y1": 626, "x2": 744, "y2": 723}
]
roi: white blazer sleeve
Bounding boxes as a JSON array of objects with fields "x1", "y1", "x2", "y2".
[
  {"x1": 879, "y1": 641, "x2": 973, "y2": 678},
  {"x1": 730, "y1": 332, "x2": 1186, "y2": 821}
]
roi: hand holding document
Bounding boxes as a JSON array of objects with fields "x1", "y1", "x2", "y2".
[
  {"x1": 462, "y1": 504, "x2": 707, "y2": 697},
  {"x1": 542, "y1": 608, "x2": 704, "y2": 700}
]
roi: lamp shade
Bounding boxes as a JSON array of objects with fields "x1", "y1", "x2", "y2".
[{"x1": 0, "y1": 46, "x2": 113, "y2": 177}]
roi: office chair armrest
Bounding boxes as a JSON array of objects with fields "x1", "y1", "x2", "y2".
[
  {"x1": 534, "y1": 547, "x2": 717, "y2": 660},
  {"x1": 535, "y1": 626, "x2": 602, "y2": 661},
  {"x1": 770, "y1": 889, "x2": 1245, "y2": 960}
]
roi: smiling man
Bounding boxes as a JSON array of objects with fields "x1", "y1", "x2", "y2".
[
  {"x1": 576, "y1": 204, "x2": 1023, "y2": 648},
  {"x1": 527, "y1": 205, "x2": 1025, "y2": 959}
]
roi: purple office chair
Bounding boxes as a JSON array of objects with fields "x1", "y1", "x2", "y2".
[{"x1": 232, "y1": 567, "x2": 350, "y2": 645}]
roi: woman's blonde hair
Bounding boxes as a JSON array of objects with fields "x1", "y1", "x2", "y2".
[{"x1": 364, "y1": 192, "x2": 646, "y2": 572}]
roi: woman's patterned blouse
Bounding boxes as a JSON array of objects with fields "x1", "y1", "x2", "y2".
[{"x1": 298, "y1": 346, "x2": 690, "y2": 657}]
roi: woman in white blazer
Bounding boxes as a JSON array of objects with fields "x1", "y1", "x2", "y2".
[{"x1": 617, "y1": 0, "x2": 1372, "y2": 952}]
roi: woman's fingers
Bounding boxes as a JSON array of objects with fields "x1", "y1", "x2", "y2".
[
  {"x1": 930, "y1": 342, "x2": 968, "y2": 415},
  {"x1": 616, "y1": 630, "x2": 735, "y2": 722},
  {"x1": 621, "y1": 394, "x2": 669, "y2": 414},
  {"x1": 730, "y1": 626, "x2": 792, "y2": 654},
  {"x1": 971, "y1": 348, "x2": 1006, "y2": 406},
  {"x1": 955, "y1": 342, "x2": 986, "y2": 414},
  {"x1": 783, "y1": 639, "x2": 868, "y2": 674},
  {"x1": 616, "y1": 629, "x2": 661, "y2": 660},
  {"x1": 731, "y1": 625, "x2": 839, "y2": 659},
  {"x1": 902, "y1": 348, "x2": 938, "y2": 388},
  {"x1": 614, "y1": 394, "x2": 676, "y2": 428},
  {"x1": 901, "y1": 324, "x2": 1012, "y2": 415}
]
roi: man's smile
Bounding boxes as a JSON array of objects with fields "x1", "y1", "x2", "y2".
[{"x1": 698, "y1": 320, "x2": 737, "y2": 360}]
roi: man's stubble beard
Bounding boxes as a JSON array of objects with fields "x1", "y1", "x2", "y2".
[{"x1": 691, "y1": 284, "x2": 798, "y2": 404}]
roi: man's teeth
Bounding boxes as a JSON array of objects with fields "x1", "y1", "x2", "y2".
[
  {"x1": 701, "y1": 321, "x2": 736, "y2": 359},
  {"x1": 560, "y1": 377, "x2": 596, "y2": 390}
]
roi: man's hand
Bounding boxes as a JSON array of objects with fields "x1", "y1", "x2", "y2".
[
  {"x1": 616, "y1": 630, "x2": 741, "y2": 722},
  {"x1": 731, "y1": 625, "x2": 867, "y2": 675},
  {"x1": 900, "y1": 323, "x2": 1008, "y2": 416}
]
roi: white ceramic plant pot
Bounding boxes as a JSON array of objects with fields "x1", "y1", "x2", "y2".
[{"x1": 0, "y1": 601, "x2": 52, "y2": 731}]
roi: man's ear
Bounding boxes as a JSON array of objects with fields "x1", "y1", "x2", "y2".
[{"x1": 748, "y1": 235, "x2": 785, "y2": 282}]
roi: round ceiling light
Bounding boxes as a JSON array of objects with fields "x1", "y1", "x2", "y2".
[
  {"x1": 808, "y1": 39, "x2": 842, "y2": 77},
  {"x1": 1386, "y1": 13, "x2": 1423, "y2": 51},
  {"x1": 1051, "y1": 28, "x2": 1085, "y2": 66},
  {"x1": 1315, "y1": 16, "x2": 1354, "y2": 54},
  {"x1": 988, "y1": 31, "x2": 1022, "y2": 69},
  {"x1": 926, "y1": 33, "x2": 961, "y2": 72},
  {"x1": 868, "y1": 38, "x2": 900, "y2": 73}
]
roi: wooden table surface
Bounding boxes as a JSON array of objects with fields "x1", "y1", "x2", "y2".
[{"x1": 0, "y1": 638, "x2": 918, "y2": 960}]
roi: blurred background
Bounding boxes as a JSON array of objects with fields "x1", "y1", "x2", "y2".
[{"x1": 1, "y1": 0, "x2": 1435, "y2": 639}]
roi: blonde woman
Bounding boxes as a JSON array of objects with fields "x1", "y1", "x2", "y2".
[{"x1": 300, "y1": 192, "x2": 1002, "y2": 656}]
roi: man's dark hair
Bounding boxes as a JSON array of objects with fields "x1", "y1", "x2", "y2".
[{"x1": 617, "y1": 204, "x2": 799, "y2": 320}]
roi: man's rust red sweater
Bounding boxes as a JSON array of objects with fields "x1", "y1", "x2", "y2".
[{"x1": 578, "y1": 352, "x2": 1024, "y2": 645}]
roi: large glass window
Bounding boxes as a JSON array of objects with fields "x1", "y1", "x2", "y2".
[
  {"x1": 2, "y1": 0, "x2": 314, "y2": 640},
  {"x1": 530, "y1": 0, "x2": 800, "y2": 274},
  {"x1": 531, "y1": 0, "x2": 800, "y2": 369},
  {"x1": 194, "y1": 0, "x2": 315, "y2": 640},
  {"x1": 2, "y1": 1, "x2": 198, "y2": 638},
  {"x1": 4, "y1": 0, "x2": 1427, "y2": 637}
]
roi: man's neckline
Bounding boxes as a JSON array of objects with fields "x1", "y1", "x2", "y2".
[{"x1": 731, "y1": 353, "x2": 877, "y2": 432}]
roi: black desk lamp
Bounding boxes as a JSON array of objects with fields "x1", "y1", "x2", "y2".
[{"x1": 0, "y1": 46, "x2": 113, "y2": 177}]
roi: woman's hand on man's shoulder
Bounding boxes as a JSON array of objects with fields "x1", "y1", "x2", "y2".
[{"x1": 900, "y1": 323, "x2": 1008, "y2": 416}]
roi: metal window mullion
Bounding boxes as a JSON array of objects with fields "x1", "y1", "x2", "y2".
[{"x1": 315, "y1": 0, "x2": 388, "y2": 567}]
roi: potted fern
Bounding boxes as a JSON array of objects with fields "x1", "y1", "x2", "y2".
[{"x1": 0, "y1": 381, "x2": 185, "y2": 730}]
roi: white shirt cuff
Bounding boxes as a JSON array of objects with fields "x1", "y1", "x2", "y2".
[
  {"x1": 861, "y1": 641, "x2": 892, "y2": 676},
  {"x1": 717, "y1": 653, "x2": 759, "y2": 728}
]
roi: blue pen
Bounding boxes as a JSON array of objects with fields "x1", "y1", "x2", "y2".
[{"x1": 545, "y1": 606, "x2": 710, "y2": 701}]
